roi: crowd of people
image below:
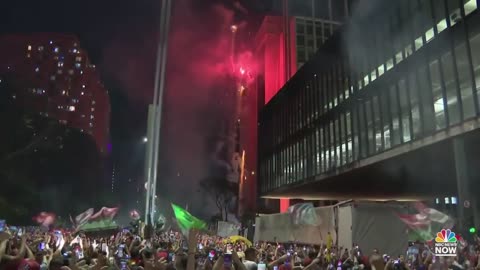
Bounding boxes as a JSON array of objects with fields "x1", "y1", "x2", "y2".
[{"x1": 0, "y1": 227, "x2": 479, "y2": 270}]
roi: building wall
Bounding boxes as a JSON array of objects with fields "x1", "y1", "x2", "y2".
[
  {"x1": 0, "y1": 34, "x2": 110, "y2": 154},
  {"x1": 295, "y1": 17, "x2": 343, "y2": 68},
  {"x1": 258, "y1": 0, "x2": 480, "y2": 196}
]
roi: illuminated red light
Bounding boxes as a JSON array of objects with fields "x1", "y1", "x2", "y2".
[{"x1": 239, "y1": 67, "x2": 245, "y2": 75}]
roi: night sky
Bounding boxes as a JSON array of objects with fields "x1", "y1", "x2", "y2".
[{"x1": 1, "y1": 0, "x2": 275, "y2": 217}]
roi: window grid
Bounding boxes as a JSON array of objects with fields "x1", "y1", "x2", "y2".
[{"x1": 258, "y1": 0, "x2": 480, "y2": 194}]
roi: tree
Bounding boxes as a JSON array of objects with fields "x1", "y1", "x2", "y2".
[{"x1": 199, "y1": 177, "x2": 237, "y2": 222}]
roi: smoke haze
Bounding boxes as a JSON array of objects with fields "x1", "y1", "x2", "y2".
[{"x1": 102, "y1": 0, "x2": 251, "y2": 218}]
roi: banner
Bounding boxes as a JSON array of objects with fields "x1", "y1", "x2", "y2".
[
  {"x1": 254, "y1": 206, "x2": 335, "y2": 244},
  {"x1": 288, "y1": 203, "x2": 320, "y2": 225},
  {"x1": 217, "y1": 221, "x2": 239, "y2": 237}
]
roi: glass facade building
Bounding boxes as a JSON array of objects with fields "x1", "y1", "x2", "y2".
[{"x1": 258, "y1": 0, "x2": 480, "y2": 196}]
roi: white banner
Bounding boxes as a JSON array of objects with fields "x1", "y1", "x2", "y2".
[
  {"x1": 254, "y1": 206, "x2": 336, "y2": 244},
  {"x1": 217, "y1": 221, "x2": 239, "y2": 237}
]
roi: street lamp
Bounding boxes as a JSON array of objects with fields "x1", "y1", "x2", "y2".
[{"x1": 143, "y1": 137, "x2": 148, "y2": 143}]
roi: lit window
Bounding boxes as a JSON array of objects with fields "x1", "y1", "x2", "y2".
[
  {"x1": 82, "y1": 85, "x2": 86, "y2": 88},
  {"x1": 91, "y1": 108, "x2": 95, "y2": 112},
  {"x1": 54, "y1": 47, "x2": 59, "y2": 53},
  {"x1": 90, "y1": 115, "x2": 94, "y2": 119},
  {"x1": 437, "y1": 19, "x2": 448, "y2": 33},
  {"x1": 38, "y1": 46, "x2": 44, "y2": 51},
  {"x1": 81, "y1": 114, "x2": 85, "y2": 118},
  {"x1": 73, "y1": 49, "x2": 78, "y2": 53},
  {"x1": 92, "y1": 100, "x2": 96, "y2": 105},
  {"x1": 49, "y1": 41, "x2": 53, "y2": 44},
  {"x1": 444, "y1": 197, "x2": 450, "y2": 204},
  {"x1": 76, "y1": 56, "x2": 82, "y2": 62},
  {"x1": 68, "y1": 106, "x2": 75, "y2": 112},
  {"x1": 81, "y1": 92, "x2": 84, "y2": 95},
  {"x1": 80, "y1": 70, "x2": 83, "y2": 74},
  {"x1": 62, "y1": 90, "x2": 66, "y2": 95},
  {"x1": 68, "y1": 70, "x2": 74, "y2": 75},
  {"x1": 35, "y1": 67, "x2": 40, "y2": 72},
  {"x1": 89, "y1": 123, "x2": 93, "y2": 127},
  {"x1": 435, "y1": 198, "x2": 440, "y2": 204},
  {"x1": 465, "y1": 0, "x2": 478, "y2": 15},
  {"x1": 57, "y1": 70, "x2": 63, "y2": 74},
  {"x1": 75, "y1": 63, "x2": 81, "y2": 69},
  {"x1": 12, "y1": 94, "x2": 16, "y2": 99},
  {"x1": 451, "y1": 197, "x2": 458, "y2": 204},
  {"x1": 414, "y1": 37, "x2": 423, "y2": 51},
  {"x1": 425, "y1": 28, "x2": 434, "y2": 43},
  {"x1": 50, "y1": 75, "x2": 56, "y2": 81},
  {"x1": 58, "y1": 62, "x2": 64, "y2": 67},
  {"x1": 27, "y1": 53, "x2": 31, "y2": 58},
  {"x1": 74, "y1": 42, "x2": 78, "y2": 47},
  {"x1": 27, "y1": 45, "x2": 32, "y2": 51}
]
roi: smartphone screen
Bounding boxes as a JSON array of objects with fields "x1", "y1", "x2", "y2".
[
  {"x1": 118, "y1": 245, "x2": 125, "y2": 258},
  {"x1": 209, "y1": 251, "x2": 215, "y2": 260},
  {"x1": 38, "y1": 242, "x2": 45, "y2": 251},
  {"x1": 120, "y1": 260, "x2": 127, "y2": 270},
  {"x1": 76, "y1": 248, "x2": 84, "y2": 260},
  {"x1": 224, "y1": 254, "x2": 232, "y2": 268}
]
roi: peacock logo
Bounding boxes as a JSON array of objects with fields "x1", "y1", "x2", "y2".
[{"x1": 434, "y1": 229, "x2": 457, "y2": 256}]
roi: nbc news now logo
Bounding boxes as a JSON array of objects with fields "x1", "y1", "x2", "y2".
[{"x1": 434, "y1": 229, "x2": 457, "y2": 257}]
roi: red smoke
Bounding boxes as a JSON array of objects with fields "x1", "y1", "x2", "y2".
[
  {"x1": 162, "y1": 0, "x2": 254, "y2": 208},
  {"x1": 101, "y1": 0, "x2": 254, "y2": 214}
]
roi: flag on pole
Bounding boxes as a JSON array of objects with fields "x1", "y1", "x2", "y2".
[
  {"x1": 397, "y1": 202, "x2": 453, "y2": 242},
  {"x1": 171, "y1": 203, "x2": 206, "y2": 236},
  {"x1": 413, "y1": 202, "x2": 454, "y2": 227},
  {"x1": 288, "y1": 203, "x2": 320, "y2": 226}
]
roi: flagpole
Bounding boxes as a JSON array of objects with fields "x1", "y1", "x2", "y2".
[{"x1": 145, "y1": 0, "x2": 172, "y2": 231}]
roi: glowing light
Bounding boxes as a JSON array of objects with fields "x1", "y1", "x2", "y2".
[
  {"x1": 68, "y1": 106, "x2": 75, "y2": 112},
  {"x1": 143, "y1": 137, "x2": 148, "y2": 143},
  {"x1": 231, "y1": 25, "x2": 238, "y2": 33},
  {"x1": 240, "y1": 67, "x2": 245, "y2": 75}
]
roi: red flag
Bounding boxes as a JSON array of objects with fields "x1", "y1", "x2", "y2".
[
  {"x1": 130, "y1": 210, "x2": 140, "y2": 220},
  {"x1": 413, "y1": 202, "x2": 453, "y2": 227},
  {"x1": 74, "y1": 208, "x2": 94, "y2": 227},
  {"x1": 397, "y1": 213, "x2": 430, "y2": 229},
  {"x1": 90, "y1": 207, "x2": 119, "y2": 221},
  {"x1": 33, "y1": 212, "x2": 56, "y2": 227}
]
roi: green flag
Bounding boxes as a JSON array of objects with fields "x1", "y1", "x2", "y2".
[{"x1": 171, "y1": 203, "x2": 207, "y2": 234}]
